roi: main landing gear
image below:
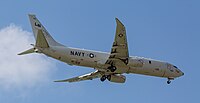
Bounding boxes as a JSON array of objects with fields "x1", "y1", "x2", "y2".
[
  {"x1": 167, "y1": 78, "x2": 174, "y2": 84},
  {"x1": 107, "y1": 65, "x2": 117, "y2": 72},
  {"x1": 100, "y1": 65, "x2": 116, "y2": 82},
  {"x1": 100, "y1": 75, "x2": 107, "y2": 82},
  {"x1": 100, "y1": 75, "x2": 111, "y2": 82}
]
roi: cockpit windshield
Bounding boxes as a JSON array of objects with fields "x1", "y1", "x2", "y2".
[{"x1": 173, "y1": 65, "x2": 178, "y2": 69}]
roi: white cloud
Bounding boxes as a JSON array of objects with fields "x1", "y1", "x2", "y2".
[{"x1": 0, "y1": 24, "x2": 56, "y2": 90}]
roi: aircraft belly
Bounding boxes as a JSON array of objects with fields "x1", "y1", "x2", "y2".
[
  {"x1": 128, "y1": 67, "x2": 165, "y2": 78},
  {"x1": 67, "y1": 57, "x2": 96, "y2": 68},
  {"x1": 78, "y1": 59, "x2": 97, "y2": 68},
  {"x1": 42, "y1": 49, "x2": 71, "y2": 64}
]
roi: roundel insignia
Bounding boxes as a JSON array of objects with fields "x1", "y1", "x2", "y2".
[
  {"x1": 118, "y1": 33, "x2": 123, "y2": 37},
  {"x1": 89, "y1": 53, "x2": 94, "y2": 58},
  {"x1": 35, "y1": 22, "x2": 41, "y2": 28}
]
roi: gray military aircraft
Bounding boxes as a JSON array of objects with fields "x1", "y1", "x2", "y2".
[{"x1": 18, "y1": 14, "x2": 184, "y2": 84}]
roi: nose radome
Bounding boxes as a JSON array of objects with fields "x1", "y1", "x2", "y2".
[
  {"x1": 181, "y1": 72, "x2": 184, "y2": 76},
  {"x1": 178, "y1": 70, "x2": 184, "y2": 77},
  {"x1": 175, "y1": 68, "x2": 184, "y2": 77}
]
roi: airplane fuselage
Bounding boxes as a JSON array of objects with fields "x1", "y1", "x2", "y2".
[
  {"x1": 19, "y1": 14, "x2": 184, "y2": 84},
  {"x1": 41, "y1": 45, "x2": 183, "y2": 79}
]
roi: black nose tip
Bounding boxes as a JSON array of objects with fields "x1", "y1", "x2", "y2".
[{"x1": 182, "y1": 72, "x2": 184, "y2": 76}]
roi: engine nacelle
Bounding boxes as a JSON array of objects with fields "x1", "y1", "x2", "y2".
[{"x1": 107, "y1": 74, "x2": 126, "y2": 83}]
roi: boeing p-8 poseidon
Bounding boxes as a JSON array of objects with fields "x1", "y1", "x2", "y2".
[{"x1": 19, "y1": 14, "x2": 184, "y2": 84}]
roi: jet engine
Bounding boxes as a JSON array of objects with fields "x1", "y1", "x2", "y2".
[{"x1": 107, "y1": 74, "x2": 126, "y2": 83}]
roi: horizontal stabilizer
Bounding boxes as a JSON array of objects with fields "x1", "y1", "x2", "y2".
[{"x1": 18, "y1": 48, "x2": 35, "y2": 55}]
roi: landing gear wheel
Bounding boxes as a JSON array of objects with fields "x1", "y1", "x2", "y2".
[
  {"x1": 111, "y1": 66, "x2": 116, "y2": 72},
  {"x1": 167, "y1": 78, "x2": 173, "y2": 84},
  {"x1": 167, "y1": 80, "x2": 171, "y2": 84},
  {"x1": 124, "y1": 58, "x2": 129, "y2": 64},
  {"x1": 100, "y1": 75, "x2": 107, "y2": 82},
  {"x1": 107, "y1": 75, "x2": 111, "y2": 81},
  {"x1": 108, "y1": 66, "x2": 117, "y2": 72}
]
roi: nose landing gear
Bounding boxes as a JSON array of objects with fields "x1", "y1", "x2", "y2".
[
  {"x1": 167, "y1": 78, "x2": 174, "y2": 84},
  {"x1": 167, "y1": 80, "x2": 171, "y2": 84}
]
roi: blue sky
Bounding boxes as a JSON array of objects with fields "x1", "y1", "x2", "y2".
[{"x1": 0, "y1": 0, "x2": 199, "y2": 103}]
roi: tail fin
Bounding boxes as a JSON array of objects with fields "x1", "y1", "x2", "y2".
[
  {"x1": 28, "y1": 14, "x2": 63, "y2": 46},
  {"x1": 18, "y1": 14, "x2": 64, "y2": 55},
  {"x1": 18, "y1": 29, "x2": 50, "y2": 55}
]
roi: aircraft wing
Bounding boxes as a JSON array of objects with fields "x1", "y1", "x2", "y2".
[
  {"x1": 106, "y1": 18, "x2": 129, "y2": 65},
  {"x1": 54, "y1": 70, "x2": 102, "y2": 83}
]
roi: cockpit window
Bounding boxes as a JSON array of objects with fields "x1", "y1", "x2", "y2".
[{"x1": 173, "y1": 66, "x2": 178, "y2": 68}]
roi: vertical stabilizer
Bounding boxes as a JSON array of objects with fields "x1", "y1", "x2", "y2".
[{"x1": 28, "y1": 14, "x2": 63, "y2": 46}]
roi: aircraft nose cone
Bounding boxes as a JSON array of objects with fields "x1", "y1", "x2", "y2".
[
  {"x1": 175, "y1": 69, "x2": 184, "y2": 77},
  {"x1": 181, "y1": 72, "x2": 184, "y2": 76},
  {"x1": 178, "y1": 70, "x2": 184, "y2": 77}
]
